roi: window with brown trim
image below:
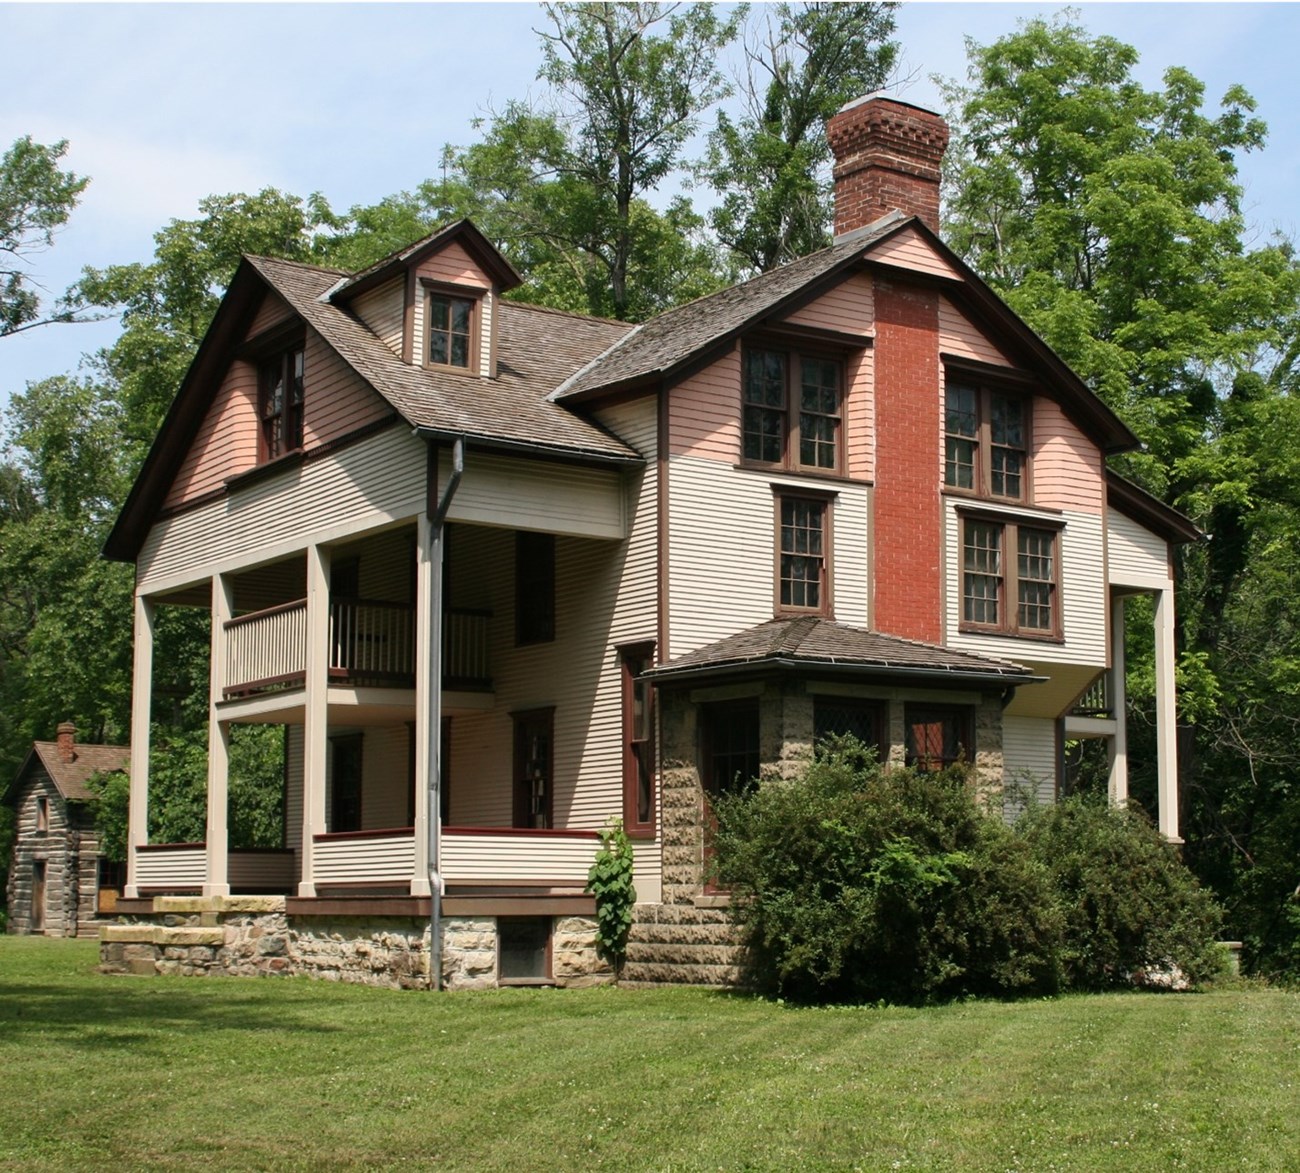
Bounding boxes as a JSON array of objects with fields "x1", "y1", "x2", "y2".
[
  {"x1": 515, "y1": 531, "x2": 555, "y2": 644},
  {"x1": 905, "y1": 706, "x2": 972, "y2": 772},
  {"x1": 813, "y1": 698, "x2": 885, "y2": 760},
  {"x1": 425, "y1": 286, "x2": 478, "y2": 372},
  {"x1": 743, "y1": 347, "x2": 843, "y2": 473},
  {"x1": 701, "y1": 700, "x2": 761, "y2": 800},
  {"x1": 513, "y1": 708, "x2": 554, "y2": 829},
  {"x1": 775, "y1": 491, "x2": 832, "y2": 615},
  {"x1": 960, "y1": 513, "x2": 1061, "y2": 637},
  {"x1": 259, "y1": 343, "x2": 305, "y2": 461},
  {"x1": 620, "y1": 643, "x2": 656, "y2": 836},
  {"x1": 945, "y1": 379, "x2": 1027, "y2": 501}
]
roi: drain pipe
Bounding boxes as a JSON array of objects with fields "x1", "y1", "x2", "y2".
[{"x1": 427, "y1": 436, "x2": 464, "y2": 990}]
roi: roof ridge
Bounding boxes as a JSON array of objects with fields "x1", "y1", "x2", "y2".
[{"x1": 245, "y1": 254, "x2": 348, "y2": 278}]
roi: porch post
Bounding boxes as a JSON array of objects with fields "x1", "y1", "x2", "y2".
[
  {"x1": 1107, "y1": 594, "x2": 1129, "y2": 808},
  {"x1": 411, "y1": 512, "x2": 433, "y2": 896},
  {"x1": 298, "y1": 544, "x2": 331, "y2": 897},
  {"x1": 125, "y1": 594, "x2": 155, "y2": 898},
  {"x1": 1154, "y1": 586, "x2": 1180, "y2": 842},
  {"x1": 204, "y1": 573, "x2": 233, "y2": 896}
]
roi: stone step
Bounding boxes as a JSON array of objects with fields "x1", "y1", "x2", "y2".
[{"x1": 100, "y1": 924, "x2": 225, "y2": 947}]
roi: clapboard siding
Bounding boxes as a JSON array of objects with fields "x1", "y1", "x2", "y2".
[
  {"x1": 871, "y1": 225, "x2": 961, "y2": 278},
  {"x1": 139, "y1": 425, "x2": 427, "y2": 593},
  {"x1": 944, "y1": 499, "x2": 1107, "y2": 667},
  {"x1": 1002, "y1": 715, "x2": 1058, "y2": 807},
  {"x1": 668, "y1": 455, "x2": 871, "y2": 657},
  {"x1": 781, "y1": 270, "x2": 874, "y2": 333},
  {"x1": 411, "y1": 241, "x2": 495, "y2": 378},
  {"x1": 248, "y1": 291, "x2": 293, "y2": 338},
  {"x1": 846, "y1": 348, "x2": 874, "y2": 482},
  {"x1": 164, "y1": 360, "x2": 260, "y2": 508},
  {"x1": 1034, "y1": 400, "x2": 1104, "y2": 514},
  {"x1": 350, "y1": 276, "x2": 405, "y2": 357},
  {"x1": 1107, "y1": 507, "x2": 1172, "y2": 590},
  {"x1": 669, "y1": 345, "x2": 740, "y2": 460},
  {"x1": 938, "y1": 295, "x2": 1013, "y2": 367},
  {"x1": 359, "y1": 725, "x2": 411, "y2": 830},
  {"x1": 441, "y1": 832, "x2": 597, "y2": 884},
  {"x1": 302, "y1": 330, "x2": 395, "y2": 448},
  {"x1": 286, "y1": 726, "x2": 304, "y2": 861}
]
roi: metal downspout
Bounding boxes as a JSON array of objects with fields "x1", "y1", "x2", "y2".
[{"x1": 428, "y1": 437, "x2": 464, "y2": 989}]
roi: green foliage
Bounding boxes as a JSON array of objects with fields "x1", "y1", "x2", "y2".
[
  {"x1": 586, "y1": 818, "x2": 636, "y2": 973},
  {"x1": 1017, "y1": 796, "x2": 1224, "y2": 989},
  {"x1": 87, "y1": 768, "x2": 130, "y2": 863},
  {"x1": 712, "y1": 743, "x2": 1061, "y2": 1004},
  {"x1": 0, "y1": 135, "x2": 89, "y2": 336},
  {"x1": 702, "y1": 2, "x2": 899, "y2": 273}
]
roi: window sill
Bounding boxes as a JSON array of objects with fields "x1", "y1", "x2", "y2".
[
  {"x1": 957, "y1": 624, "x2": 1065, "y2": 645},
  {"x1": 945, "y1": 490, "x2": 1064, "y2": 518},
  {"x1": 422, "y1": 362, "x2": 480, "y2": 379},
  {"x1": 692, "y1": 893, "x2": 731, "y2": 909},
  {"x1": 737, "y1": 463, "x2": 861, "y2": 488}
]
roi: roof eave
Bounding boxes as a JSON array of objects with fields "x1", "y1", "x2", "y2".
[
  {"x1": 1106, "y1": 469, "x2": 1203, "y2": 544},
  {"x1": 412, "y1": 427, "x2": 643, "y2": 469},
  {"x1": 644, "y1": 654, "x2": 1045, "y2": 690}
]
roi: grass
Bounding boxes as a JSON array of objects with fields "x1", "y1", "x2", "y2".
[{"x1": 1, "y1": 938, "x2": 1297, "y2": 1171}]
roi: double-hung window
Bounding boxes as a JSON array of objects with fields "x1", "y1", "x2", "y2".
[
  {"x1": 775, "y1": 490, "x2": 833, "y2": 616},
  {"x1": 959, "y1": 511, "x2": 1061, "y2": 637},
  {"x1": 743, "y1": 347, "x2": 843, "y2": 473},
  {"x1": 945, "y1": 379, "x2": 1028, "y2": 501},
  {"x1": 259, "y1": 343, "x2": 305, "y2": 461},
  {"x1": 620, "y1": 643, "x2": 656, "y2": 836},
  {"x1": 425, "y1": 285, "x2": 479, "y2": 372}
]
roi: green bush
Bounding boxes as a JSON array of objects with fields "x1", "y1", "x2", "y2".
[
  {"x1": 1016, "y1": 796, "x2": 1224, "y2": 989},
  {"x1": 711, "y1": 742, "x2": 1061, "y2": 1004}
]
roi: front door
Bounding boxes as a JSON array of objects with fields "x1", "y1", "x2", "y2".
[{"x1": 31, "y1": 859, "x2": 46, "y2": 933}]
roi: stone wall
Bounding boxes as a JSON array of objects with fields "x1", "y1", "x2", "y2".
[{"x1": 99, "y1": 897, "x2": 610, "y2": 991}]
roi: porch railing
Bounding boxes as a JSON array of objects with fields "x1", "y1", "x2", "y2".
[
  {"x1": 314, "y1": 828, "x2": 416, "y2": 886},
  {"x1": 1071, "y1": 672, "x2": 1114, "y2": 718},
  {"x1": 224, "y1": 600, "x2": 491, "y2": 697},
  {"x1": 134, "y1": 843, "x2": 206, "y2": 890}
]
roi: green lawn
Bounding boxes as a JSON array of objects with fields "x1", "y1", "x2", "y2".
[{"x1": 1, "y1": 938, "x2": 1296, "y2": 1171}]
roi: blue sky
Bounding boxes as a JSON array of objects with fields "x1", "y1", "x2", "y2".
[{"x1": 3, "y1": 2, "x2": 1299, "y2": 410}]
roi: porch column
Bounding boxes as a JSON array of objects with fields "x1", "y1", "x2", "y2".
[
  {"x1": 1154, "y1": 586, "x2": 1180, "y2": 842},
  {"x1": 411, "y1": 512, "x2": 433, "y2": 897},
  {"x1": 1107, "y1": 594, "x2": 1129, "y2": 808},
  {"x1": 204, "y1": 573, "x2": 234, "y2": 896},
  {"x1": 125, "y1": 594, "x2": 155, "y2": 898},
  {"x1": 298, "y1": 544, "x2": 331, "y2": 897}
]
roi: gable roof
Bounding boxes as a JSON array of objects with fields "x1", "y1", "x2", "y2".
[
  {"x1": 646, "y1": 616, "x2": 1043, "y2": 690},
  {"x1": 1107, "y1": 470, "x2": 1203, "y2": 545},
  {"x1": 3, "y1": 741, "x2": 130, "y2": 806}
]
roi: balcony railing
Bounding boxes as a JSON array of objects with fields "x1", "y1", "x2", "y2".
[
  {"x1": 224, "y1": 601, "x2": 491, "y2": 697},
  {"x1": 1071, "y1": 672, "x2": 1114, "y2": 718}
]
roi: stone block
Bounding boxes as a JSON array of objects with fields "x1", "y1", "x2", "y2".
[
  {"x1": 216, "y1": 895, "x2": 287, "y2": 914},
  {"x1": 100, "y1": 924, "x2": 154, "y2": 943},
  {"x1": 154, "y1": 926, "x2": 224, "y2": 947},
  {"x1": 154, "y1": 896, "x2": 219, "y2": 914},
  {"x1": 127, "y1": 958, "x2": 158, "y2": 976}
]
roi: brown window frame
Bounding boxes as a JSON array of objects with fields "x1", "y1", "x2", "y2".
[
  {"x1": 742, "y1": 345, "x2": 844, "y2": 474},
  {"x1": 905, "y1": 705, "x2": 973, "y2": 772},
  {"x1": 944, "y1": 378, "x2": 1030, "y2": 503},
  {"x1": 619, "y1": 643, "x2": 656, "y2": 838},
  {"x1": 773, "y1": 488, "x2": 835, "y2": 617},
  {"x1": 258, "y1": 341, "x2": 306, "y2": 463},
  {"x1": 958, "y1": 508, "x2": 1063, "y2": 639},
  {"x1": 512, "y1": 707, "x2": 555, "y2": 830},
  {"x1": 422, "y1": 280, "x2": 482, "y2": 374}
]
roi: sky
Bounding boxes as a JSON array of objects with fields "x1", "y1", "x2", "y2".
[{"x1": 3, "y1": 1, "x2": 1300, "y2": 412}]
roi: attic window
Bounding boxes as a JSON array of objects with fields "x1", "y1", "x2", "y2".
[
  {"x1": 425, "y1": 285, "x2": 480, "y2": 372},
  {"x1": 259, "y1": 343, "x2": 305, "y2": 461}
]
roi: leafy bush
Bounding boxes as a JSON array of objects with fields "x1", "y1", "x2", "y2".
[
  {"x1": 1016, "y1": 796, "x2": 1224, "y2": 989},
  {"x1": 711, "y1": 742, "x2": 1061, "y2": 1004},
  {"x1": 586, "y1": 819, "x2": 636, "y2": 975}
]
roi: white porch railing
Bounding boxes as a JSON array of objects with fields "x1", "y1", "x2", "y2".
[
  {"x1": 134, "y1": 843, "x2": 206, "y2": 889},
  {"x1": 225, "y1": 600, "x2": 308, "y2": 696}
]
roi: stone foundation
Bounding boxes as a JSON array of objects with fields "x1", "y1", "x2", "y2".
[{"x1": 100, "y1": 898, "x2": 611, "y2": 990}]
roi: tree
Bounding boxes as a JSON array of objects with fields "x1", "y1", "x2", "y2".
[
  {"x1": 942, "y1": 15, "x2": 1300, "y2": 971},
  {"x1": 702, "y1": 2, "x2": 899, "y2": 274},
  {"x1": 0, "y1": 135, "x2": 89, "y2": 336}
]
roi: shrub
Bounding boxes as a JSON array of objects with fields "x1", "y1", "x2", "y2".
[
  {"x1": 1016, "y1": 796, "x2": 1224, "y2": 989},
  {"x1": 711, "y1": 742, "x2": 1061, "y2": 1004}
]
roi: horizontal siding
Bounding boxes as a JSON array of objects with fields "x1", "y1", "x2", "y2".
[
  {"x1": 668, "y1": 455, "x2": 871, "y2": 657},
  {"x1": 416, "y1": 240, "x2": 492, "y2": 289},
  {"x1": 780, "y1": 270, "x2": 874, "y2": 333},
  {"x1": 360, "y1": 725, "x2": 411, "y2": 831},
  {"x1": 1108, "y1": 507, "x2": 1172, "y2": 590},
  {"x1": 228, "y1": 851, "x2": 295, "y2": 890},
  {"x1": 847, "y1": 348, "x2": 874, "y2": 482},
  {"x1": 139, "y1": 425, "x2": 427, "y2": 593},
  {"x1": 944, "y1": 499, "x2": 1107, "y2": 667},
  {"x1": 870, "y1": 226, "x2": 961, "y2": 279},
  {"x1": 1002, "y1": 715, "x2": 1058, "y2": 808},
  {"x1": 631, "y1": 843, "x2": 662, "y2": 905},
  {"x1": 1034, "y1": 400, "x2": 1103, "y2": 514},
  {"x1": 670, "y1": 345, "x2": 740, "y2": 460},
  {"x1": 938, "y1": 295, "x2": 1013, "y2": 366},
  {"x1": 314, "y1": 832, "x2": 414, "y2": 884},
  {"x1": 350, "y1": 276, "x2": 405, "y2": 358},
  {"x1": 301, "y1": 330, "x2": 393, "y2": 448},
  {"x1": 439, "y1": 452, "x2": 625, "y2": 541},
  {"x1": 248, "y1": 291, "x2": 293, "y2": 339},
  {"x1": 164, "y1": 360, "x2": 260, "y2": 508},
  {"x1": 442, "y1": 832, "x2": 596, "y2": 884},
  {"x1": 135, "y1": 846, "x2": 205, "y2": 886},
  {"x1": 286, "y1": 727, "x2": 304, "y2": 860}
]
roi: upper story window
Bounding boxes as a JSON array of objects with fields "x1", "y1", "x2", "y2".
[
  {"x1": 424, "y1": 285, "x2": 480, "y2": 372},
  {"x1": 945, "y1": 379, "x2": 1027, "y2": 501},
  {"x1": 960, "y1": 512, "x2": 1061, "y2": 638},
  {"x1": 743, "y1": 347, "x2": 842, "y2": 473},
  {"x1": 775, "y1": 489, "x2": 833, "y2": 617},
  {"x1": 259, "y1": 343, "x2": 305, "y2": 461},
  {"x1": 35, "y1": 795, "x2": 49, "y2": 832}
]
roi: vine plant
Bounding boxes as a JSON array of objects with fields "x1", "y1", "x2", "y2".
[{"x1": 587, "y1": 818, "x2": 636, "y2": 977}]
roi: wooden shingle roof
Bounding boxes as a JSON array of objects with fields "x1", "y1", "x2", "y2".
[{"x1": 3, "y1": 742, "x2": 129, "y2": 806}]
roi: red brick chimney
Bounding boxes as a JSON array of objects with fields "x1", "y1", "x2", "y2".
[
  {"x1": 827, "y1": 93, "x2": 949, "y2": 237},
  {"x1": 56, "y1": 721, "x2": 77, "y2": 763}
]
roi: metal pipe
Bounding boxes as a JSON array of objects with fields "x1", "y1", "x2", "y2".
[{"x1": 427, "y1": 437, "x2": 464, "y2": 990}]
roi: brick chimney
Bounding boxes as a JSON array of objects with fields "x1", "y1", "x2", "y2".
[
  {"x1": 827, "y1": 93, "x2": 949, "y2": 237},
  {"x1": 56, "y1": 721, "x2": 77, "y2": 763}
]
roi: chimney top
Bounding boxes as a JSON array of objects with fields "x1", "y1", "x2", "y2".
[
  {"x1": 827, "y1": 93, "x2": 949, "y2": 238},
  {"x1": 56, "y1": 722, "x2": 76, "y2": 764}
]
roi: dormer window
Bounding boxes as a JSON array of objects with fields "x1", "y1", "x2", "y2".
[
  {"x1": 742, "y1": 346, "x2": 842, "y2": 474},
  {"x1": 944, "y1": 379, "x2": 1028, "y2": 501},
  {"x1": 424, "y1": 284, "x2": 481, "y2": 373},
  {"x1": 259, "y1": 343, "x2": 305, "y2": 461}
]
